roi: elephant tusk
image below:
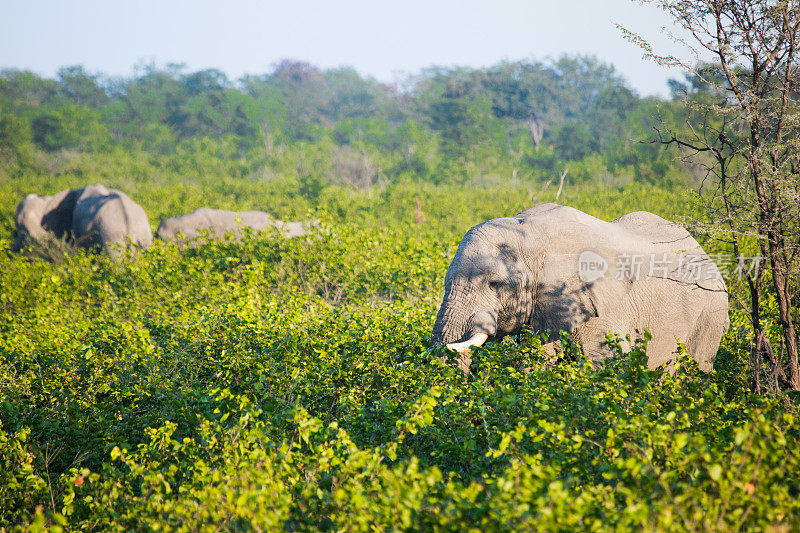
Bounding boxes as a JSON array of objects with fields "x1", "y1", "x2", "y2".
[{"x1": 446, "y1": 332, "x2": 489, "y2": 354}]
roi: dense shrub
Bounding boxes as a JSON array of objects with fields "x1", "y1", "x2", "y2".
[
  {"x1": 1, "y1": 194, "x2": 798, "y2": 530},
  {"x1": 1, "y1": 54, "x2": 798, "y2": 530}
]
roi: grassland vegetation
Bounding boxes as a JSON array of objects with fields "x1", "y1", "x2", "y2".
[{"x1": 1, "y1": 52, "x2": 799, "y2": 530}]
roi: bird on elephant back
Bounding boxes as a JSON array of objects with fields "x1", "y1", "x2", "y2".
[
  {"x1": 13, "y1": 183, "x2": 152, "y2": 259},
  {"x1": 431, "y1": 203, "x2": 729, "y2": 374}
]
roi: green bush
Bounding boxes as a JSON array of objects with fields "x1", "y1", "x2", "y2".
[
  {"x1": 0, "y1": 197, "x2": 798, "y2": 530},
  {"x1": 1, "y1": 57, "x2": 796, "y2": 530}
]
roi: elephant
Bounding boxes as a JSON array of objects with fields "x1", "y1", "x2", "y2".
[
  {"x1": 155, "y1": 208, "x2": 311, "y2": 241},
  {"x1": 431, "y1": 203, "x2": 730, "y2": 373},
  {"x1": 14, "y1": 188, "x2": 78, "y2": 247},
  {"x1": 14, "y1": 184, "x2": 152, "y2": 258}
]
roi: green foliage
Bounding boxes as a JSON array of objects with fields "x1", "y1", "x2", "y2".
[
  {"x1": 0, "y1": 102, "x2": 35, "y2": 178},
  {"x1": 0, "y1": 54, "x2": 700, "y2": 192},
  {"x1": 0, "y1": 56, "x2": 797, "y2": 531},
  {"x1": 57, "y1": 66, "x2": 110, "y2": 110},
  {"x1": 30, "y1": 114, "x2": 72, "y2": 152},
  {"x1": 0, "y1": 182, "x2": 797, "y2": 529}
]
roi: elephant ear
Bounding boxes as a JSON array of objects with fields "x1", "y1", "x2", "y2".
[
  {"x1": 41, "y1": 189, "x2": 80, "y2": 238},
  {"x1": 15, "y1": 195, "x2": 41, "y2": 229}
]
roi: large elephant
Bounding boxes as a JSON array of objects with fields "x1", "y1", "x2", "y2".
[
  {"x1": 155, "y1": 208, "x2": 310, "y2": 241},
  {"x1": 14, "y1": 184, "x2": 152, "y2": 258},
  {"x1": 431, "y1": 203, "x2": 729, "y2": 373}
]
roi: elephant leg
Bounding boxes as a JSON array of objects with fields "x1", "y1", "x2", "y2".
[
  {"x1": 540, "y1": 341, "x2": 560, "y2": 358},
  {"x1": 642, "y1": 335, "x2": 683, "y2": 370},
  {"x1": 571, "y1": 317, "x2": 629, "y2": 364},
  {"x1": 524, "y1": 341, "x2": 561, "y2": 371},
  {"x1": 574, "y1": 317, "x2": 695, "y2": 370},
  {"x1": 686, "y1": 304, "x2": 727, "y2": 372}
]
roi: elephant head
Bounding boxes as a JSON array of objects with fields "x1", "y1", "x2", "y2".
[
  {"x1": 15, "y1": 194, "x2": 49, "y2": 245},
  {"x1": 431, "y1": 219, "x2": 537, "y2": 361},
  {"x1": 13, "y1": 190, "x2": 78, "y2": 250}
]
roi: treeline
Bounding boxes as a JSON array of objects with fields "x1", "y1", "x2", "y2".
[{"x1": 0, "y1": 56, "x2": 697, "y2": 192}]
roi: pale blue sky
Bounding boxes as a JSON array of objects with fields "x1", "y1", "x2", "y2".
[{"x1": 0, "y1": 0, "x2": 693, "y2": 96}]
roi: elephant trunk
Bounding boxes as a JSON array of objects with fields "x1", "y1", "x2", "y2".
[
  {"x1": 431, "y1": 305, "x2": 471, "y2": 346},
  {"x1": 13, "y1": 217, "x2": 46, "y2": 251},
  {"x1": 432, "y1": 293, "x2": 497, "y2": 347}
]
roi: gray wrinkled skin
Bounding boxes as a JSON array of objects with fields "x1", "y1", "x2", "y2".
[
  {"x1": 72, "y1": 184, "x2": 153, "y2": 257},
  {"x1": 156, "y1": 208, "x2": 311, "y2": 241},
  {"x1": 432, "y1": 203, "x2": 730, "y2": 372},
  {"x1": 14, "y1": 184, "x2": 152, "y2": 258},
  {"x1": 14, "y1": 189, "x2": 79, "y2": 247}
]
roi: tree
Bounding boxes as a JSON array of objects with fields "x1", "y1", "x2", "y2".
[
  {"x1": 57, "y1": 66, "x2": 109, "y2": 109},
  {"x1": 483, "y1": 61, "x2": 559, "y2": 148},
  {"x1": 0, "y1": 69, "x2": 60, "y2": 106},
  {"x1": 267, "y1": 60, "x2": 332, "y2": 140},
  {"x1": 323, "y1": 67, "x2": 398, "y2": 123},
  {"x1": 119, "y1": 64, "x2": 186, "y2": 131},
  {"x1": 551, "y1": 120, "x2": 594, "y2": 161},
  {"x1": 0, "y1": 97, "x2": 35, "y2": 175},
  {"x1": 624, "y1": 0, "x2": 800, "y2": 390},
  {"x1": 31, "y1": 114, "x2": 72, "y2": 151}
]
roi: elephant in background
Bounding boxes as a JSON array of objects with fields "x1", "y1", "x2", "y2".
[
  {"x1": 14, "y1": 184, "x2": 152, "y2": 258},
  {"x1": 431, "y1": 203, "x2": 729, "y2": 373},
  {"x1": 14, "y1": 188, "x2": 78, "y2": 246},
  {"x1": 155, "y1": 208, "x2": 312, "y2": 242}
]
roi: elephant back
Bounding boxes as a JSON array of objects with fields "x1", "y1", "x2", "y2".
[
  {"x1": 611, "y1": 211, "x2": 698, "y2": 253},
  {"x1": 157, "y1": 208, "x2": 276, "y2": 241},
  {"x1": 72, "y1": 184, "x2": 152, "y2": 253}
]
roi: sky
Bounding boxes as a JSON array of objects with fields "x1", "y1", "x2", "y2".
[{"x1": 0, "y1": 0, "x2": 696, "y2": 97}]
